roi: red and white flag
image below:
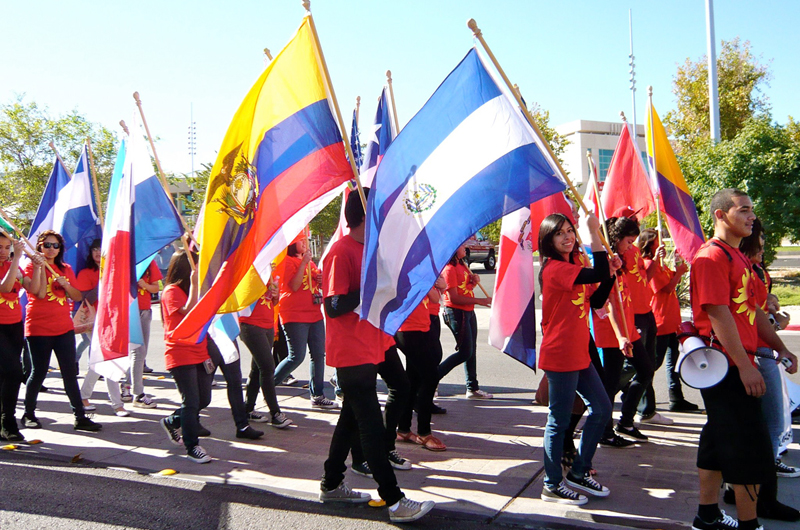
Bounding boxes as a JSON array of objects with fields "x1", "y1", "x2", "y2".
[
  {"x1": 488, "y1": 207, "x2": 537, "y2": 369},
  {"x1": 530, "y1": 192, "x2": 575, "y2": 252}
]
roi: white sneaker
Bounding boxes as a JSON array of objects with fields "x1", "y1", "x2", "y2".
[
  {"x1": 319, "y1": 481, "x2": 371, "y2": 503},
  {"x1": 114, "y1": 407, "x2": 130, "y2": 417},
  {"x1": 637, "y1": 412, "x2": 674, "y2": 425},
  {"x1": 133, "y1": 394, "x2": 157, "y2": 409},
  {"x1": 466, "y1": 389, "x2": 493, "y2": 400},
  {"x1": 120, "y1": 383, "x2": 133, "y2": 403},
  {"x1": 389, "y1": 497, "x2": 435, "y2": 523}
]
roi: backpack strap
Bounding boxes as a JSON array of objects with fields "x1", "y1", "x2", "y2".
[{"x1": 708, "y1": 240, "x2": 733, "y2": 262}]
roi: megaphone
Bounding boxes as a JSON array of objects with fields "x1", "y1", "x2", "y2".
[{"x1": 677, "y1": 322, "x2": 729, "y2": 389}]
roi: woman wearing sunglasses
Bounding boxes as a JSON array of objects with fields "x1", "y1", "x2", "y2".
[{"x1": 21, "y1": 230, "x2": 101, "y2": 432}]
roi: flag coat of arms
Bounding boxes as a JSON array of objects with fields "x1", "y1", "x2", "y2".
[
  {"x1": 646, "y1": 101, "x2": 705, "y2": 260},
  {"x1": 361, "y1": 48, "x2": 565, "y2": 335},
  {"x1": 174, "y1": 17, "x2": 353, "y2": 341}
]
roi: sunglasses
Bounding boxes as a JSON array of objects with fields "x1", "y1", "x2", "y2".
[{"x1": 42, "y1": 242, "x2": 61, "y2": 249}]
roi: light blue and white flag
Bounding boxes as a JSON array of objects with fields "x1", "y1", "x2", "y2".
[
  {"x1": 208, "y1": 313, "x2": 241, "y2": 365},
  {"x1": 56, "y1": 144, "x2": 102, "y2": 274},
  {"x1": 361, "y1": 48, "x2": 566, "y2": 335}
]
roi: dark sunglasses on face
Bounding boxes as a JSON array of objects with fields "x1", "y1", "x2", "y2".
[{"x1": 42, "y1": 242, "x2": 61, "y2": 249}]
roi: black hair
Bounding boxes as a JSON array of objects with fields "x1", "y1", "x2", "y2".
[
  {"x1": 739, "y1": 218, "x2": 765, "y2": 259},
  {"x1": 85, "y1": 238, "x2": 102, "y2": 271},
  {"x1": 709, "y1": 188, "x2": 749, "y2": 216},
  {"x1": 37, "y1": 230, "x2": 66, "y2": 268},
  {"x1": 287, "y1": 242, "x2": 301, "y2": 257},
  {"x1": 164, "y1": 250, "x2": 194, "y2": 295},
  {"x1": 638, "y1": 228, "x2": 659, "y2": 259},
  {"x1": 537, "y1": 213, "x2": 576, "y2": 290},
  {"x1": 344, "y1": 187, "x2": 370, "y2": 228}
]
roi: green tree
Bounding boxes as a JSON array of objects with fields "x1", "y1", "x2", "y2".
[
  {"x1": 664, "y1": 38, "x2": 771, "y2": 152},
  {"x1": 679, "y1": 117, "x2": 800, "y2": 264},
  {"x1": 0, "y1": 96, "x2": 118, "y2": 230}
]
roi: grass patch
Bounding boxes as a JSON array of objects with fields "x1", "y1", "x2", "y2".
[
  {"x1": 771, "y1": 284, "x2": 800, "y2": 307},
  {"x1": 777, "y1": 246, "x2": 800, "y2": 253}
]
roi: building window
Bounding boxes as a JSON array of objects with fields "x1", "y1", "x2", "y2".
[
  {"x1": 598, "y1": 149, "x2": 614, "y2": 181},
  {"x1": 641, "y1": 151, "x2": 649, "y2": 171}
]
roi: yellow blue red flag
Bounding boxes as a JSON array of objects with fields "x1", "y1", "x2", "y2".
[
  {"x1": 174, "y1": 17, "x2": 352, "y2": 341},
  {"x1": 646, "y1": 99, "x2": 705, "y2": 260}
]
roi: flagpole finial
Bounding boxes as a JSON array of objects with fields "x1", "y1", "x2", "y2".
[
  {"x1": 386, "y1": 70, "x2": 392, "y2": 83},
  {"x1": 263, "y1": 48, "x2": 272, "y2": 60},
  {"x1": 48, "y1": 141, "x2": 55, "y2": 151},
  {"x1": 119, "y1": 120, "x2": 129, "y2": 135},
  {"x1": 620, "y1": 111, "x2": 628, "y2": 123},
  {"x1": 467, "y1": 19, "x2": 481, "y2": 38},
  {"x1": 647, "y1": 85, "x2": 653, "y2": 97},
  {"x1": 133, "y1": 91, "x2": 141, "y2": 105},
  {"x1": 356, "y1": 95, "x2": 361, "y2": 106},
  {"x1": 302, "y1": 0, "x2": 310, "y2": 13}
]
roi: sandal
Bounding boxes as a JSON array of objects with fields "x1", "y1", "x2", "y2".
[
  {"x1": 396, "y1": 431, "x2": 420, "y2": 444},
  {"x1": 415, "y1": 434, "x2": 447, "y2": 452}
]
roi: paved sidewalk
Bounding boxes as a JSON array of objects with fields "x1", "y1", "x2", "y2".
[{"x1": 2, "y1": 311, "x2": 799, "y2": 529}]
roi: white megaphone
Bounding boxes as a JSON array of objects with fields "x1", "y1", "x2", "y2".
[{"x1": 677, "y1": 322, "x2": 729, "y2": 389}]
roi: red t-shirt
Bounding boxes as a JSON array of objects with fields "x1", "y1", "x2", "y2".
[
  {"x1": 538, "y1": 259, "x2": 592, "y2": 372},
  {"x1": 24, "y1": 262, "x2": 78, "y2": 337},
  {"x1": 322, "y1": 235, "x2": 385, "y2": 368},
  {"x1": 75, "y1": 267, "x2": 100, "y2": 309},
  {"x1": 442, "y1": 262, "x2": 475, "y2": 311},
  {"x1": 239, "y1": 291, "x2": 276, "y2": 330},
  {"x1": 0, "y1": 261, "x2": 22, "y2": 324},
  {"x1": 690, "y1": 239, "x2": 759, "y2": 365},
  {"x1": 161, "y1": 284, "x2": 209, "y2": 370},
  {"x1": 428, "y1": 299, "x2": 440, "y2": 316},
  {"x1": 592, "y1": 273, "x2": 641, "y2": 349},
  {"x1": 623, "y1": 246, "x2": 653, "y2": 315},
  {"x1": 279, "y1": 256, "x2": 323, "y2": 324},
  {"x1": 751, "y1": 264, "x2": 770, "y2": 350},
  {"x1": 644, "y1": 258, "x2": 681, "y2": 336},
  {"x1": 399, "y1": 296, "x2": 431, "y2": 333},
  {"x1": 137, "y1": 261, "x2": 162, "y2": 311}
]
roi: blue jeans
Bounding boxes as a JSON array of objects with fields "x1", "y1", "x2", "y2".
[
  {"x1": 543, "y1": 364, "x2": 611, "y2": 488},
  {"x1": 274, "y1": 320, "x2": 326, "y2": 398},
  {"x1": 438, "y1": 307, "x2": 479, "y2": 391},
  {"x1": 755, "y1": 349, "x2": 783, "y2": 459}
]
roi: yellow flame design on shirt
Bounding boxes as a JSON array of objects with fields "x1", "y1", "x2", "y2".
[
  {"x1": 458, "y1": 271, "x2": 474, "y2": 298},
  {"x1": 0, "y1": 296, "x2": 18, "y2": 310},
  {"x1": 629, "y1": 259, "x2": 646, "y2": 285},
  {"x1": 571, "y1": 285, "x2": 588, "y2": 326},
  {"x1": 732, "y1": 269, "x2": 757, "y2": 325},
  {"x1": 259, "y1": 294, "x2": 272, "y2": 309},
  {"x1": 45, "y1": 276, "x2": 67, "y2": 305}
]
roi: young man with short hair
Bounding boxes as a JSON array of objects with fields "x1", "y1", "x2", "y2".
[{"x1": 690, "y1": 188, "x2": 797, "y2": 530}]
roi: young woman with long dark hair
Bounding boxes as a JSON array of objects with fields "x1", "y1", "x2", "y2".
[
  {"x1": 537, "y1": 212, "x2": 616, "y2": 505},
  {"x1": 22, "y1": 230, "x2": 101, "y2": 432}
]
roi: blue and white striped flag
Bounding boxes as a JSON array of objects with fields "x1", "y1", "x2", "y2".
[{"x1": 360, "y1": 48, "x2": 565, "y2": 335}]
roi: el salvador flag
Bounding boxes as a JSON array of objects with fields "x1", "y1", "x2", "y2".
[{"x1": 360, "y1": 48, "x2": 566, "y2": 335}]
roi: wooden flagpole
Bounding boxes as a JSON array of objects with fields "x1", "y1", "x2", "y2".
[
  {"x1": 355, "y1": 96, "x2": 361, "y2": 127},
  {"x1": 132, "y1": 91, "x2": 192, "y2": 235},
  {"x1": 48, "y1": 142, "x2": 72, "y2": 179},
  {"x1": 264, "y1": 47, "x2": 273, "y2": 61},
  {"x1": 181, "y1": 233, "x2": 196, "y2": 272},
  {"x1": 0, "y1": 207, "x2": 59, "y2": 276},
  {"x1": 385, "y1": 70, "x2": 400, "y2": 135},
  {"x1": 467, "y1": 19, "x2": 613, "y2": 255},
  {"x1": 119, "y1": 120, "x2": 130, "y2": 135},
  {"x1": 303, "y1": 0, "x2": 367, "y2": 211},
  {"x1": 85, "y1": 138, "x2": 105, "y2": 228}
]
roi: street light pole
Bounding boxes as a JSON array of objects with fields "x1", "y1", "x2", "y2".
[{"x1": 706, "y1": 0, "x2": 721, "y2": 142}]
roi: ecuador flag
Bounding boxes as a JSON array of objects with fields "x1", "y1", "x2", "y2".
[
  {"x1": 175, "y1": 17, "x2": 352, "y2": 341},
  {"x1": 646, "y1": 100, "x2": 705, "y2": 260}
]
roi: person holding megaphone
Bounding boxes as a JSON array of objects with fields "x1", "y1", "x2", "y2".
[{"x1": 688, "y1": 189, "x2": 798, "y2": 530}]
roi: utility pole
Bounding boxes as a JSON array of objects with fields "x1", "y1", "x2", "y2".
[{"x1": 706, "y1": 0, "x2": 721, "y2": 142}]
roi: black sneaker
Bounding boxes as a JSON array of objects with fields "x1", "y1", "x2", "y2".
[
  {"x1": 351, "y1": 461, "x2": 372, "y2": 477},
  {"x1": 691, "y1": 510, "x2": 738, "y2": 530},
  {"x1": 615, "y1": 423, "x2": 648, "y2": 441},
  {"x1": 197, "y1": 424, "x2": 211, "y2": 437},
  {"x1": 160, "y1": 417, "x2": 182, "y2": 446},
  {"x1": 74, "y1": 417, "x2": 102, "y2": 432},
  {"x1": 776, "y1": 459, "x2": 800, "y2": 478},
  {"x1": 598, "y1": 433, "x2": 635, "y2": 448},
  {"x1": 20, "y1": 414, "x2": 42, "y2": 429},
  {"x1": 0, "y1": 428, "x2": 24, "y2": 442},
  {"x1": 236, "y1": 425, "x2": 264, "y2": 440},
  {"x1": 387, "y1": 450, "x2": 412, "y2": 470},
  {"x1": 143, "y1": 365, "x2": 154, "y2": 374},
  {"x1": 670, "y1": 399, "x2": 700, "y2": 412},
  {"x1": 187, "y1": 444, "x2": 211, "y2": 464},
  {"x1": 431, "y1": 404, "x2": 447, "y2": 414},
  {"x1": 565, "y1": 471, "x2": 610, "y2": 497},
  {"x1": 541, "y1": 481, "x2": 588, "y2": 505}
]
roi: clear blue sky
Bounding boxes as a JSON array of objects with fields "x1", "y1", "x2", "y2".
[{"x1": 3, "y1": 0, "x2": 798, "y2": 174}]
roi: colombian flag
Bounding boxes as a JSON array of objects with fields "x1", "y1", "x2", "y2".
[
  {"x1": 646, "y1": 100, "x2": 705, "y2": 260},
  {"x1": 174, "y1": 17, "x2": 352, "y2": 341}
]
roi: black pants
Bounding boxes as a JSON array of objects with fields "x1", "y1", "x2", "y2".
[
  {"x1": 25, "y1": 331, "x2": 86, "y2": 418},
  {"x1": 377, "y1": 346, "x2": 409, "y2": 452},
  {"x1": 630, "y1": 312, "x2": 658, "y2": 415},
  {"x1": 272, "y1": 323, "x2": 288, "y2": 367},
  {"x1": 240, "y1": 323, "x2": 280, "y2": 415},
  {"x1": 602, "y1": 338, "x2": 653, "y2": 430},
  {"x1": 165, "y1": 362, "x2": 213, "y2": 451},
  {"x1": 206, "y1": 337, "x2": 248, "y2": 430},
  {"x1": 0, "y1": 322, "x2": 24, "y2": 430},
  {"x1": 322, "y1": 363, "x2": 403, "y2": 505},
  {"x1": 395, "y1": 329, "x2": 440, "y2": 436}
]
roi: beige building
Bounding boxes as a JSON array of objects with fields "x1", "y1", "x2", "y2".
[{"x1": 555, "y1": 119, "x2": 647, "y2": 193}]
